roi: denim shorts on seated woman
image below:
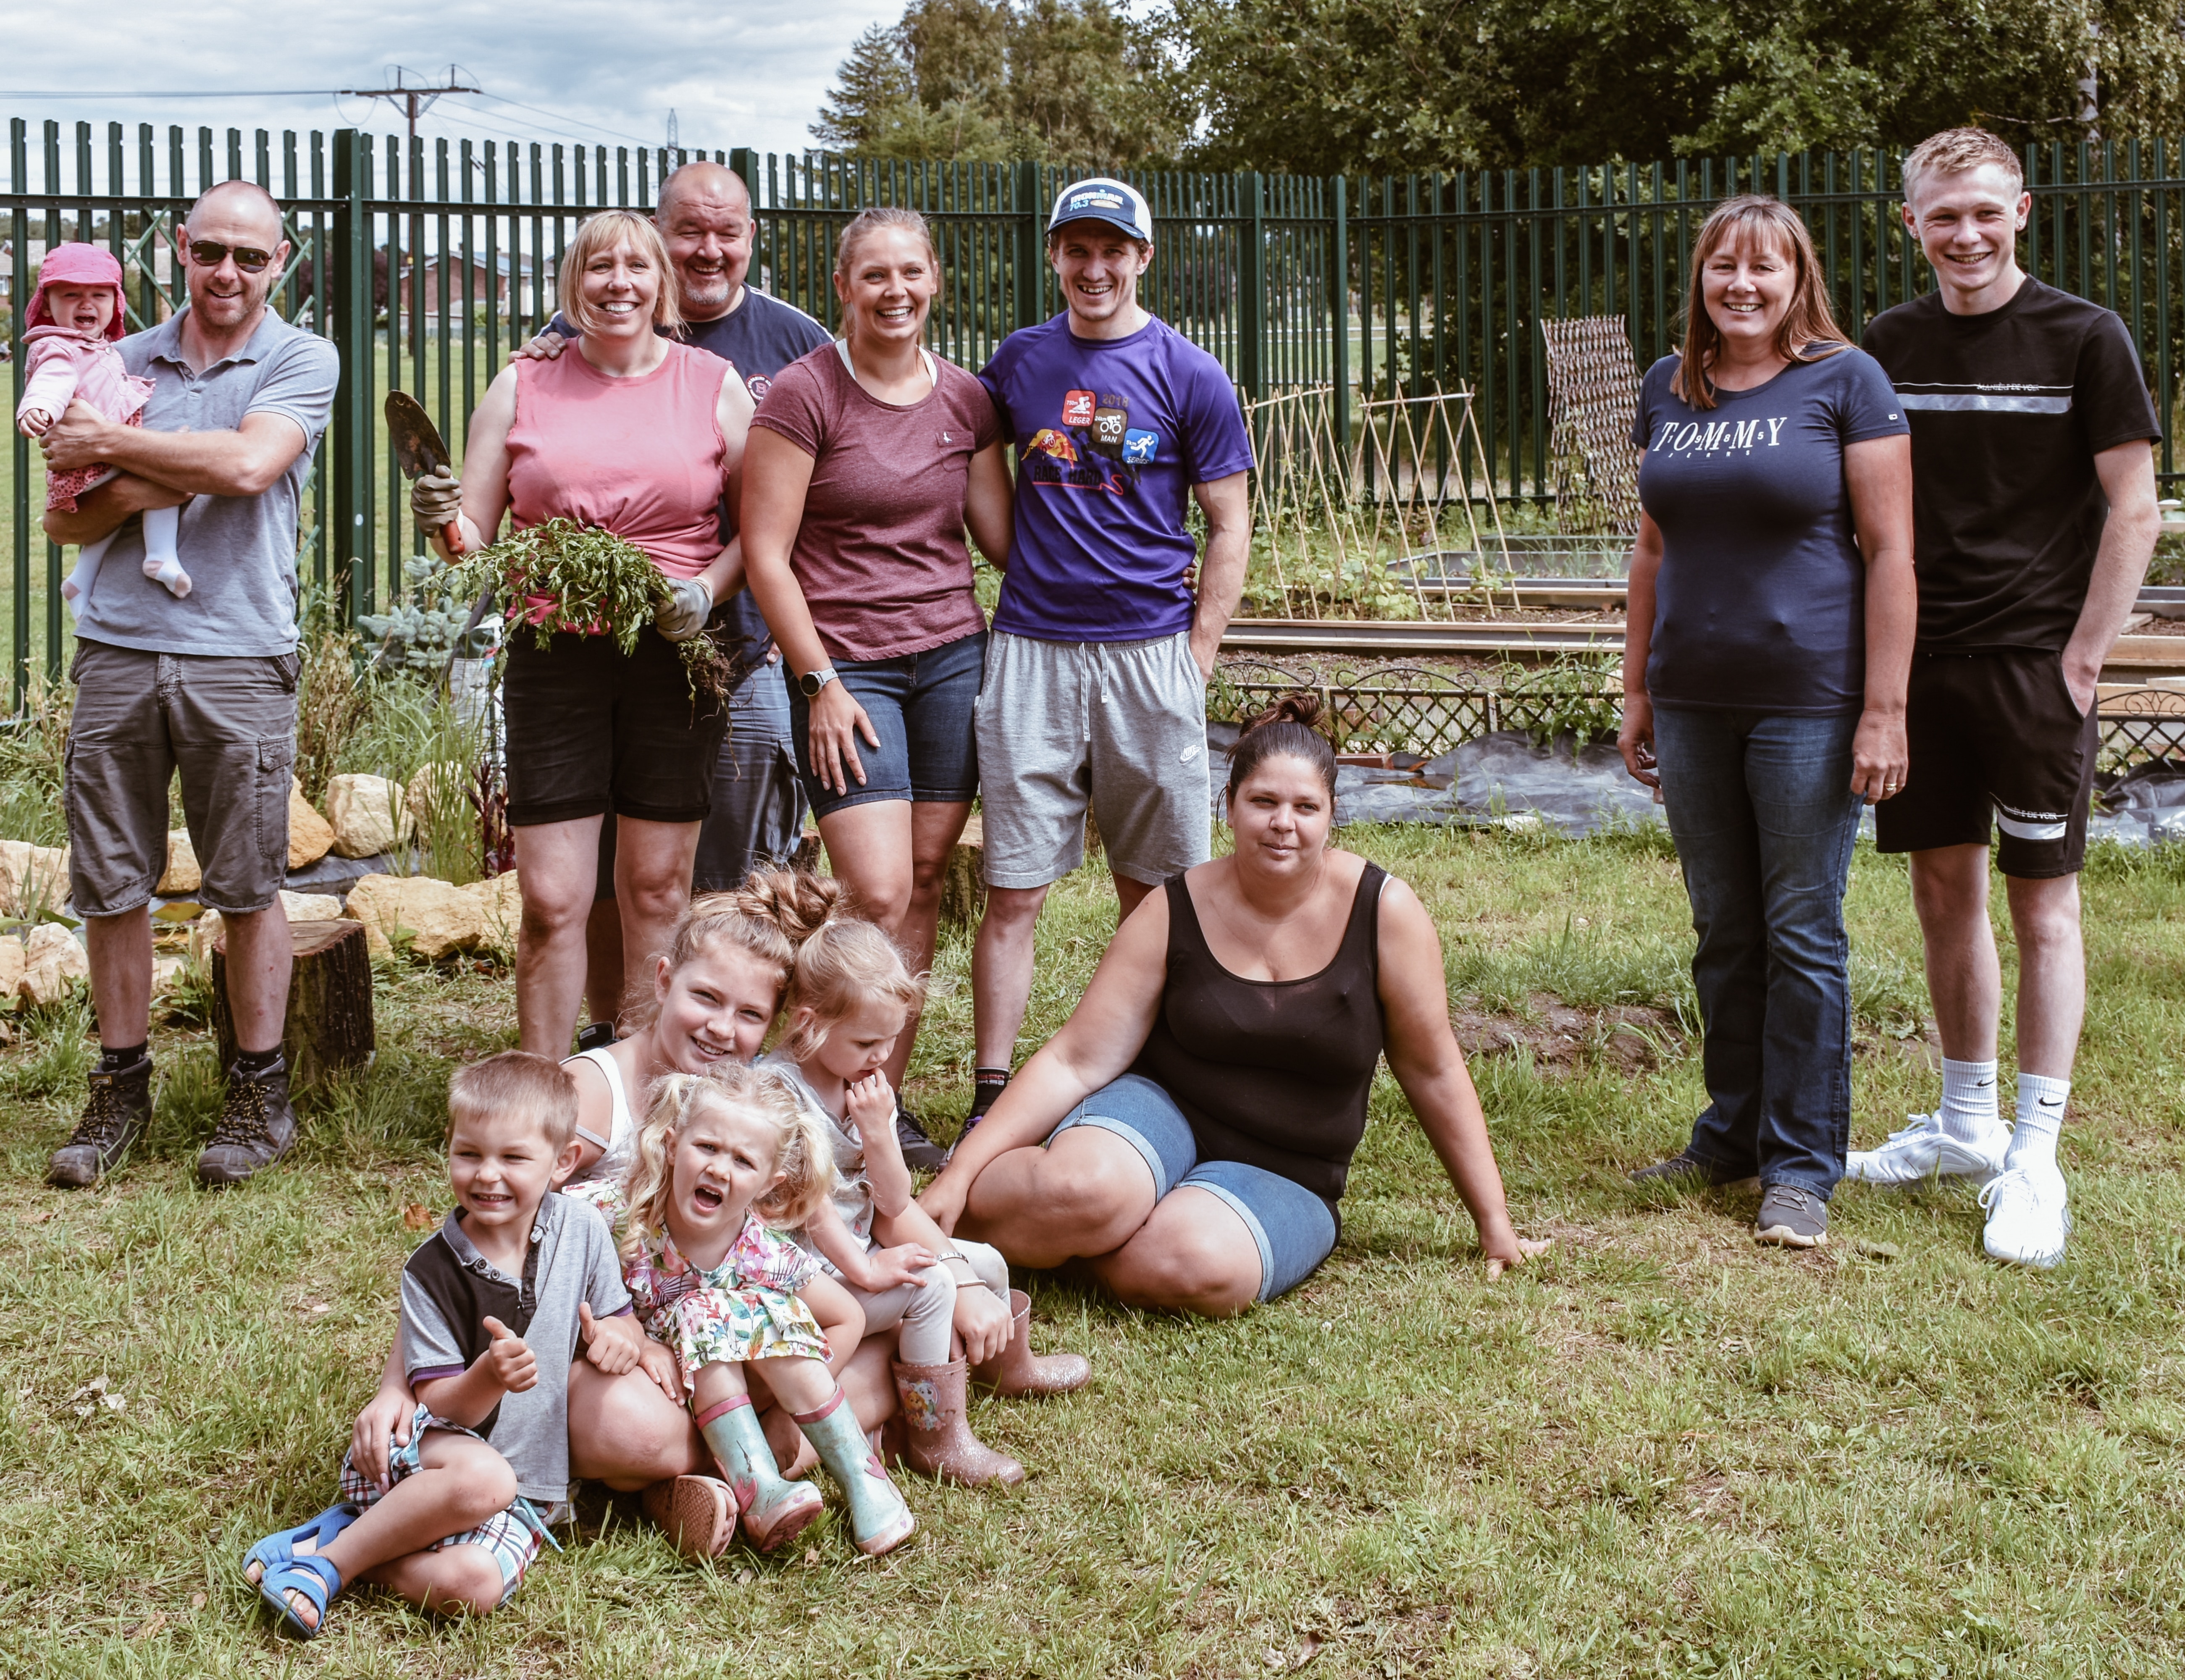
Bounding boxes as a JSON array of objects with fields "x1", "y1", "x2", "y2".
[
  {"x1": 1048, "y1": 1073, "x2": 1338, "y2": 1302},
  {"x1": 788, "y1": 629, "x2": 985, "y2": 820}
]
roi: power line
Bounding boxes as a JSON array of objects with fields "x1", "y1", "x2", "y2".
[{"x1": 0, "y1": 89, "x2": 342, "y2": 98}]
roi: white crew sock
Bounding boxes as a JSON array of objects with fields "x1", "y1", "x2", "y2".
[
  {"x1": 1938, "y1": 1057, "x2": 2001, "y2": 1140},
  {"x1": 2006, "y1": 1073, "x2": 2069, "y2": 1178},
  {"x1": 140, "y1": 505, "x2": 190, "y2": 598}
]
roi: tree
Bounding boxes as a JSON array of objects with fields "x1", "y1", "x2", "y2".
[
  {"x1": 1158, "y1": 0, "x2": 2185, "y2": 176},
  {"x1": 812, "y1": 0, "x2": 1189, "y2": 165}
]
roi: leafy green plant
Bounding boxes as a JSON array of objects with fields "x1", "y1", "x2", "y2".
[
  {"x1": 1496, "y1": 655, "x2": 1623, "y2": 748},
  {"x1": 439, "y1": 519, "x2": 728, "y2": 701},
  {"x1": 335, "y1": 681, "x2": 493, "y2": 885},
  {"x1": 357, "y1": 556, "x2": 500, "y2": 675},
  {"x1": 0, "y1": 669, "x2": 73, "y2": 846}
]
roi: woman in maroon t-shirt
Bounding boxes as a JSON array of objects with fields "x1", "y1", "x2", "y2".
[{"x1": 743, "y1": 207, "x2": 1013, "y2": 1120}]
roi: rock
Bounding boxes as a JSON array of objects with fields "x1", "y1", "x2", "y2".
[
  {"x1": 287, "y1": 779, "x2": 336, "y2": 870},
  {"x1": 0, "y1": 935, "x2": 24, "y2": 999},
  {"x1": 152, "y1": 899, "x2": 202, "y2": 923},
  {"x1": 157, "y1": 830, "x2": 201, "y2": 896},
  {"x1": 407, "y1": 762, "x2": 469, "y2": 828},
  {"x1": 280, "y1": 890, "x2": 343, "y2": 922},
  {"x1": 189, "y1": 911, "x2": 225, "y2": 964},
  {"x1": 20, "y1": 922, "x2": 89, "y2": 1006},
  {"x1": 344, "y1": 873, "x2": 486, "y2": 961},
  {"x1": 151, "y1": 955, "x2": 186, "y2": 995},
  {"x1": 326, "y1": 773, "x2": 413, "y2": 859},
  {"x1": 0, "y1": 840, "x2": 71, "y2": 916},
  {"x1": 460, "y1": 872, "x2": 523, "y2": 952}
]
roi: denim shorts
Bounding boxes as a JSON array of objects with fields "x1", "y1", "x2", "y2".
[
  {"x1": 1049, "y1": 1073, "x2": 1338, "y2": 1303},
  {"x1": 788, "y1": 630, "x2": 984, "y2": 819}
]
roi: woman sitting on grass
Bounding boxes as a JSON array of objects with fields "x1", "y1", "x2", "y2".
[
  {"x1": 346, "y1": 874, "x2": 906, "y2": 1558},
  {"x1": 921, "y1": 695, "x2": 1546, "y2": 1316}
]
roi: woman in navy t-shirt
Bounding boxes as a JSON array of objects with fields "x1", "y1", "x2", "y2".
[{"x1": 1620, "y1": 194, "x2": 1916, "y2": 1249}]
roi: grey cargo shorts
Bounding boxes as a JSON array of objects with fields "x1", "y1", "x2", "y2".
[{"x1": 65, "y1": 640, "x2": 299, "y2": 917}]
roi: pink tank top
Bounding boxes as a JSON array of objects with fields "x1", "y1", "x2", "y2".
[{"x1": 504, "y1": 339, "x2": 729, "y2": 580}]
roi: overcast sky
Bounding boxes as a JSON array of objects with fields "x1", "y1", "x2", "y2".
[{"x1": 2, "y1": 0, "x2": 895, "y2": 189}]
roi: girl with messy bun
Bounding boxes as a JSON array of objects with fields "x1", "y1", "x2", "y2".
[{"x1": 923, "y1": 689, "x2": 1546, "y2": 1317}]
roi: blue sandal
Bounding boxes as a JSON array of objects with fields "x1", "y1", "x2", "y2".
[
  {"x1": 256, "y1": 1551, "x2": 342, "y2": 1639},
  {"x1": 242, "y1": 1502, "x2": 360, "y2": 1587}
]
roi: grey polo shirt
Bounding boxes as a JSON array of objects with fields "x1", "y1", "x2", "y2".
[
  {"x1": 74, "y1": 307, "x2": 339, "y2": 658},
  {"x1": 399, "y1": 1192, "x2": 633, "y2": 1504}
]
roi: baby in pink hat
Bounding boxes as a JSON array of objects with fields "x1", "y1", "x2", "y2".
[{"x1": 15, "y1": 242, "x2": 188, "y2": 605}]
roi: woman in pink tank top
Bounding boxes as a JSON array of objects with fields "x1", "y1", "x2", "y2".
[{"x1": 421, "y1": 210, "x2": 756, "y2": 1057}]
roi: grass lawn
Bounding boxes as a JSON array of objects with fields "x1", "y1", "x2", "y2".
[{"x1": 4, "y1": 823, "x2": 2184, "y2": 1677}]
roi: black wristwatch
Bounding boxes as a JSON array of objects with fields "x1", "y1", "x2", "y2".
[{"x1": 798, "y1": 667, "x2": 838, "y2": 698}]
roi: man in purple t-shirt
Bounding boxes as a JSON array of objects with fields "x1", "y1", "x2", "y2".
[{"x1": 964, "y1": 177, "x2": 1253, "y2": 1135}]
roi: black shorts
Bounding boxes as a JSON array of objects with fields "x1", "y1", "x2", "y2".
[
  {"x1": 502, "y1": 627, "x2": 728, "y2": 829},
  {"x1": 1874, "y1": 648, "x2": 2098, "y2": 879}
]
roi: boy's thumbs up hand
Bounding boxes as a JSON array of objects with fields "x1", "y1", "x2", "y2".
[
  {"x1": 481, "y1": 1315, "x2": 538, "y2": 1393},
  {"x1": 578, "y1": 1300, "x2": 642, "y2": 1376}
]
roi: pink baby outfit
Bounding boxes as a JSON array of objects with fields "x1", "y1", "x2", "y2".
[{"x1": 16, "y1": 244, "x2": 153, "y2": 512}]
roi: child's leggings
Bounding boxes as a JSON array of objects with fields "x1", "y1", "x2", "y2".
[{"x1": 840, "y1": 1239, "x2": 1008, "y2": 1365}]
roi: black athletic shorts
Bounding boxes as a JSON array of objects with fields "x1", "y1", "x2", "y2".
[
  {"x1": 1874, "y1": 648, "x2": 2098, "y2": 879},
  {"x1": 502, "y1": 626, "x2": 727, "y2": 829}
]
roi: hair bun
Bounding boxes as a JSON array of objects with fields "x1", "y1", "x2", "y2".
[
  {"x1": 734, "y1": 867, "x2": 843, "y2": 945},
  {"x1": 1239, "y1": 690, "x2": 1327, "y2": 738}
]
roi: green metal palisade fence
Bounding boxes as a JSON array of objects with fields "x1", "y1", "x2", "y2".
[{"x1": 8, "y1": 117, "x2": 2185, "y2": 698}]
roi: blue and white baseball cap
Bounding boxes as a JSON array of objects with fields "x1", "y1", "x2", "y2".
[{"x1": 1047, "y1": 177, "x2": 1153, "y2": 242}]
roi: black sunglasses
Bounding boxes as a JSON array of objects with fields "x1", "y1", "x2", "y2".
[{"x1": 186, "y1": 239, "x2": 273, "y2": 273}]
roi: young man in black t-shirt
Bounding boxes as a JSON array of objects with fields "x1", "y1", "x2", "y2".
[{"x1": 1853, "y1": 128, "x2": 2161, "y2": 1267}]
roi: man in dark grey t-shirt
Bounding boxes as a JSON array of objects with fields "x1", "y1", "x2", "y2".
[{"x1": 39, "y1": 180, "x2": 339, "y2": 1192}]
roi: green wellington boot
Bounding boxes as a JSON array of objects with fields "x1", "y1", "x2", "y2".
[
  {"x1": 796, "y1": 1389, "x2": 916, "y2": 1556},
  {"x1": 696, "y1": 1394, "x2": 824, "y2": 1552}
]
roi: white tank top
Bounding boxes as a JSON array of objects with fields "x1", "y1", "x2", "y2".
[{"x1": 566, "y1": 1047, "x2": 637, "y2": 1180}]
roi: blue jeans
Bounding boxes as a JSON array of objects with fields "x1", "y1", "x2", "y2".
[{"x1": 1652, "y1": 706, "x2": 1864, "y2": 1199}]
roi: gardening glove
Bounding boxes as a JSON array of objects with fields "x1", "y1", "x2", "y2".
[
  {"x1": 654, "y1": 575, "x2": 713, "y2": 642},
  {"x1": 411, "y1": 470, "x2": 462, "y2": 528}
]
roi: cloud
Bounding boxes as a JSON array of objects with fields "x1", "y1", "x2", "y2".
[{"x1": 2, "y1": 0, "x2": 891, "y2": 170}]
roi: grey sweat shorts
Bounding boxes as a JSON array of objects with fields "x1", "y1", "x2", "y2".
[
  {"x1": 65, "y1": 640, "x2": 299, "y2": 917},
  {"x1": 973, "y1": 629, "x2": 1211, "y2": 889}
]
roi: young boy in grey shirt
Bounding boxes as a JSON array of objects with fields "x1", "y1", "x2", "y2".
[{"x1": 240, "y1": 1053, "x2": 643, "y2": 1638}]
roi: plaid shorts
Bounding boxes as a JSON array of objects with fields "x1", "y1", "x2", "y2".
[{"x1": 337, "y1": 1405, "x2": 559, "y2": 1603}]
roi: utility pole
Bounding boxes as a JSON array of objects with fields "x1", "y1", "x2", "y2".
[
  {"x1": 666, "y1": 108, "x2": 680, "y2": 152},
  {"x1": 339, "y1": 65, "x2": 480, "y2": 147}
]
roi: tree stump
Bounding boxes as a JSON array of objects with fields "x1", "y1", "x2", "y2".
[
  {"x1": 212, "y1": 917, "x2": 376, "y2": 1086},
  {"x1": 792, "y1": 826, "x2": 824, "y2": 873},
  {"x1": 940, "y1": 811, "x2": 986, "y2": 930}
]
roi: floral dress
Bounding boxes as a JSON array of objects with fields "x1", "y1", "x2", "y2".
[{"x1": 564, "y1": 1181, "x2": 830, "y2": 1391}]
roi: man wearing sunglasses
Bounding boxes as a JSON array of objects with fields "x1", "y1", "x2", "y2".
[{"x1": 37, "y1": 178, "x2": 340, "y2": 1193}]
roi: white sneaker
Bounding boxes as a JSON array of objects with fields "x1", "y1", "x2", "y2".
[
  {"x1": 1978, "y1": 1167, "x2": 2072, "y2": 1269},
  {"x1": 1843, "y1": 1112, "x2": 2008, "y2": 1186}
]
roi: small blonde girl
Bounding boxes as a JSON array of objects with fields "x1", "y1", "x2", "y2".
[
  {"x1": 762, "y1": 907, "x2": 1089, "y2": 1487},
  {"x1": 588, "y1": 1062, "x2": 917, "y2": 1557}
]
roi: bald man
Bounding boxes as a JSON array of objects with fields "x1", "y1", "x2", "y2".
[
  {"x1": 38, "y1": 179, "x2": 339, "y2": 1190},
  {"x1": 519, "y1": 162, "x2": 830, "y2": 1041}
]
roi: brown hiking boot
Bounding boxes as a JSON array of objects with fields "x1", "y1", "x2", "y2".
[
  {"x1": 48, "y1": 1057, "x2": 154, "y2": 1188},
  {"x1": 196, "y1": 1055, "x2": 298, "y2": 1187}
]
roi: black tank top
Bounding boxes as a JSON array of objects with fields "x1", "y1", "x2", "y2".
[{"x1": 1129, "y1": 862, "x2": 1388, "y2": 1208}]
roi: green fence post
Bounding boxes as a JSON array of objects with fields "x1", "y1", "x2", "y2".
[
  {"x1": 331, "y1": 128, "x2": 373, "y2": 623},
  {"x1": 1330, "y1": 172, "x2": 1350, "y2": 492},
  {"x1": 1014, "y1": 159, "x2": 1043, "y2": 332},
  {"x1": 729, "y1": 147, "x2": 759, "y2": 197},
  {"x1": 1240, "y1": 171, "x2": 1266, "y2": 402}
]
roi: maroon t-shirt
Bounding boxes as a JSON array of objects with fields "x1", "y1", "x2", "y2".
[{"x1": 751, "y1": 345, "x2": 1000, "y2": 662}]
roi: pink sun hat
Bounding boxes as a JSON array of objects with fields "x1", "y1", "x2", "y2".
[{"x1": 26, "y1": 242, "x2": 129, "y2": 339}]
